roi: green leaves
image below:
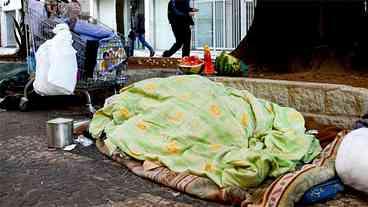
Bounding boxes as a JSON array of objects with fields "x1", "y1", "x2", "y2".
[{"x1": 215, "y1": 52, "x2": 248, "y2": 77}]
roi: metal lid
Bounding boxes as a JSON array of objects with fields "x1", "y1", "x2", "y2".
[{"x1": 47, "y1": 118, "x2": 74, "y2": 124}]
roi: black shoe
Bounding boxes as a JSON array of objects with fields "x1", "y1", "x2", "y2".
[
  {"x1": 162, "y1": 51, "x2": 170, "y2": 58},
  {"x1": 0, "y1": 95, "x2": 21, "y2": 110},
  {"x1": 150, "y1": 51, "x2": 155, "y2": 57}
]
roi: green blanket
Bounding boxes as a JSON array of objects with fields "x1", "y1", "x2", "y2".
[{"x1": 90, "y1": 75, "x2": 321, "y2": 189}]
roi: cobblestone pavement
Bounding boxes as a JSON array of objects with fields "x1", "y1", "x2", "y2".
[{"x1": 0, "y1": 109, "x2": 368, "y2": 207}]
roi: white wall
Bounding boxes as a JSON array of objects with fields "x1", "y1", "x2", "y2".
[
  {"x1": 1, "y1": 9, "x2": 19, "y2": 47},
  {"x1": 89, "y1": 0, "x2": 98, "y2": 18},
  {"x1": 97, "y1": 0, "x2": 116, "y2": 31},
  {"x1": 123, "y1": 0, "x2": 128, "y2": 35},
  {"x1": 153, "y1": 0, "x2": 175, "y2": 50},
  {"x1": 0, "y1": 5, "x2": 2, "y2": 47},
  {"x1": 144, "y1": 0, "x2": 149, "y2": 42},
  {"x1": 240, "y1": 0, "x2": 255, "y2": 40}
]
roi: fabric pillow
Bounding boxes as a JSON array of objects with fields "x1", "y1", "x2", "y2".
[{"x1": 336, "y1": 128, "x2": 368, "y2": 194}]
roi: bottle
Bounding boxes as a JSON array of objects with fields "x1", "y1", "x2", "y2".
[{"x1": 203, "y1": 45, "x2": 214, "y2": 76}]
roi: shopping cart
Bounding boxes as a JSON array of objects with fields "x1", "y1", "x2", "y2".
[{"x1": 21, "y1": 0, "x2": 128, "y2": 113}]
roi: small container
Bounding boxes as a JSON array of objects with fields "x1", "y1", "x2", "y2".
[{"x1": 47, "y1": 118, "x2": 74, "y2": 148}]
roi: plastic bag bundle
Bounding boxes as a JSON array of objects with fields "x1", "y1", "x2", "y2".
[
  {"x1": 33, "y1": 23, "x2": 78, "y2": 96},
  {"x1": 336, "y1": 128, "x2": 368, "y2": 194}
]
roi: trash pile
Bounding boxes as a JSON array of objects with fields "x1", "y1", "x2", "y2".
[{"x1": 2, "y1": 0, "x2": 127, "y2": 112}]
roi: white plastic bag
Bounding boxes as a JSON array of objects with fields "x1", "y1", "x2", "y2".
[
  {"x1": 33, "y1": 23, "x2": 78, "y2": 96},
  {"x1": 33, "y1": 41, "x2": 51, "y2": 95},
  {"x1": 34, "y1": 41, "x2": 69, "y2": 95},
  {"x1": 48, "y1": 24, "x2": 78, "y2": 94},
  {"x1": 335, "y1": 128, "x2": 368, "y2": 194},
  {"x1": 74, "y1": 135, "x2": 93, "y2": 147}
]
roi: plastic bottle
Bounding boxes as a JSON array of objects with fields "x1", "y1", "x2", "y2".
[{"x1": 203, "y1": 45, "x2": 215, "y2": 76}]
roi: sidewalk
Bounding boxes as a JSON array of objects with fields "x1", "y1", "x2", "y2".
[
  {"x1": 0, "y1": 47, "x2": 20, "y2": 61},
  {"x1": 128, "y1": 49, "x2": 220, "y2": 69},
  {"x1": 0, "y1": 47, "x2": 19, "y2": 56},
  {"x1": 0, "y1": 109, "x2": 226, "y2": 207}
]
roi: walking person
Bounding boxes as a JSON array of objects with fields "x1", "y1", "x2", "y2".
[
  {"x1": 135, "y1": 13, "x2": 155, "y2": 57},
  {"x1": 129, "y1": 13, "x2": 155, "y2": 57},
  {"x1": 162, "y1": 0, "x2": 198, "y2": 57}
]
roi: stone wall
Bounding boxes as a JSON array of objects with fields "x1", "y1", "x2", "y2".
[
  {"x1": 127, "y1": 69, "x2": 180, "y2": 85},
  {"x1": 211, "y1": 77, "x2": 368, "y2": 129}
]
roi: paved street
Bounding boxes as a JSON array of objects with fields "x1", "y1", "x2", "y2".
[
  {"x1": 0, "y1": 108, "x2": 226, "y2": 207},
  {"x1": 0, "y1": 107, "x2": 368, "y2": 207}
]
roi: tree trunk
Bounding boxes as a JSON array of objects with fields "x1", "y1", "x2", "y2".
[
  {"x1": 230, "y1": 24, "x2": 254, "y2": 64},
  {"x1": 116, "y1": 0, "x2": 125, "y2": 34},
  {"x1": 231, "y1": 1, "x2": 367, "y2": 73}
]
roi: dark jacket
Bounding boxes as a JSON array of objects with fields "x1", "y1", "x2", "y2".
[
  {"x1": 134, "y1": 14, "x2": 145, "y2": 34},
  {"x1": 168, "y1": 0, "x2": 194, "y2": 26}
]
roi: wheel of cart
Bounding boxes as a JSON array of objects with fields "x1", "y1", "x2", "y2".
[
  {"x1": 19, "y1": 76, "x2": 34, "y2": 112},
  {"x1": 23, "y1": 0, "x2": 128, "y2": 113}
]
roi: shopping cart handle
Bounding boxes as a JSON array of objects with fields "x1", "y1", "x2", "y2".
[{"x1": 107, "y1": 62, "x2": 123, "y2": 72}]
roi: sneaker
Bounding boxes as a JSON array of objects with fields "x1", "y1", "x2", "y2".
[
  {"x1": 162, "y1": 51, "x2": 170, "y2": 58},
  {"x1": 0, "y1": 95, "x2": 21, "y2": 110}
]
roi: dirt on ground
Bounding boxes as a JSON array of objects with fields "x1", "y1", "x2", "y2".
[
  {"x1": 249, "y1": 57, "x2": 368, "y2": 88},
  {"x1": 251, "y1": 69, "x2": 368, "y2": 88}
]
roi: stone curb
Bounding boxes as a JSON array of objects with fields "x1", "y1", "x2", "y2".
[{"x1": 211, "y1": 77, "x2": 368, "y2": 129}]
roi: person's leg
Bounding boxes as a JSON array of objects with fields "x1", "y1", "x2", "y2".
[
  {"x1": 128, "y1": 31, "x2": 136, "y2": 57},
  {"x1": 84, "y1": 40, "x2": 99, "y2": 78},
  {"x1": 129, "y1": 37, "x2": 135, "y2": 57},
  {"x1": 138, "y1": 34, "x2": 155, "y2": 57},
  {"x1": 182, "y1": 24, "x2": 192, "y2": 57},
  {"x1": 162, "y1": 24, "x2": 184, "y2": 57}
]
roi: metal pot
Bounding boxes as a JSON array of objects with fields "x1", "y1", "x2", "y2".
[{"x1": 47, "y1": 118, "x2": 74, "y2": 148}]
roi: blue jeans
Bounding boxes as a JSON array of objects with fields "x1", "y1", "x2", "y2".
[{"x1": 130, "y1": 33, "x2": 154, "y2": 56}]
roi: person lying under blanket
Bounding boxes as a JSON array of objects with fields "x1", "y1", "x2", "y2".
[{"x1": 89, "y1": 75, "x2": 322, "y2": 189}]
